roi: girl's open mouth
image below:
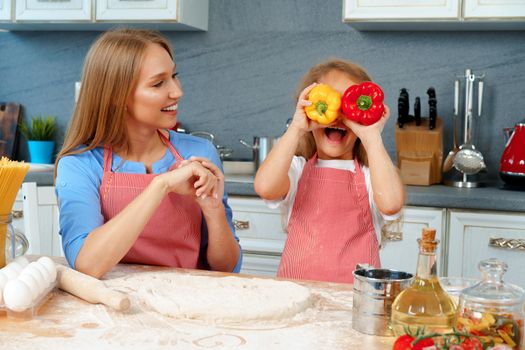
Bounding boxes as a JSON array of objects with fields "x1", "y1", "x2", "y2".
[{"x1": 324, "y1": 127, "x2": 347, "y2": 143}]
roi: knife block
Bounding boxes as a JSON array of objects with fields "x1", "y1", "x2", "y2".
[{"x1": 395, "y1": 117, "x2": 443, "y2": 186}]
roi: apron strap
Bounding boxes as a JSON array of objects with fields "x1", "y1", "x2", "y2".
[{"x1": 102, "y1": 129, "x2": 184, "y2": 173}]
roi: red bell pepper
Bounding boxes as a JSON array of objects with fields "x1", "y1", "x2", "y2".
[{"x1": 341, "y1": 81, "x2": 385, "y2": 126}]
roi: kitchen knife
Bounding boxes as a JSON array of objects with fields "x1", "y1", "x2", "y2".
[
  {"x1": 397, "y1": 88, "x2": 411, "y2": 128},
  {"x1": 427, "y1": 87, "x2": 437, "y2": 130},
  {"x1": 414, "y1": 97, "x2": 421, "y2": 126},
  {"x1": 56, "y1": 264, "x2": 130, "y2": 311}
]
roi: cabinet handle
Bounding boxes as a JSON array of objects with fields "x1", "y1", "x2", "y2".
[
  {"x1": 233, "y1": 219, "x2": 250, "y2": 230},
  {"x1": 489, "y1": 237, "x2": 525, "y2": 251},
  {"x1": 11, "y1": 210, "x2": 23, "y2": 219}
]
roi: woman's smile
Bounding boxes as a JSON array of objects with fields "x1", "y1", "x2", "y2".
[{"x1": 161, "y1": 102, "x2": 178, "y2": 117}]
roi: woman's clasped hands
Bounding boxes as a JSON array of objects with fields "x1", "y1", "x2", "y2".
[{"x1": 158, "y1": 156, "x2": 224, "y2": 207}]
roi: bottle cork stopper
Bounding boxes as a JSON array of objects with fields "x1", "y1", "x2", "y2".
[
  {"x1": 422, "y1": 227, "x2": 436, "y2": 241},
  {"x1": 420, "y1": 227, "x2": 437, "y2": 252}
]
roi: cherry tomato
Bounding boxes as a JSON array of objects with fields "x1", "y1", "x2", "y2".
[
  {"x1": 412, "y1": 337, "x2": 435, "y2": 350},
  {"x1": 392, "y1": 335, "x2": 415, "y2": 350}
]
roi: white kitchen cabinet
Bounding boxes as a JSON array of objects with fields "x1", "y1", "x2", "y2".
[
  {"x1": 344, "y1": 0, "x2": 460, "y2": 21},
  {"x1": 343, "y1": 0, "x2": 525, "y2": 30},
  {"x1": 15, "y1": 0, "x2": 91, "y2": 21},
  {"x1": 229, "y1": 196, "x2": 286, "y2": 277},
  {"x1": 96, "y1": 0, "x2": 208, "y2": 29},
  {"x1": 14, "y1": 184, "x2": 62, "y2": 257},
  {"x1": 0, "y1": 0, "x2": 12, "y2": 20},
  {"x1": 464, "y1": 0, "x2": 525, "y2": 19},
  {"x1": 380, "y1": 206, "x2": 447, "y2": 276},
  {"x1": 0, "y1": 0, "x2": 208, "y2": 31},
  {"x1": 448, "y1": 209, "x2": 525, "y2": 289}
]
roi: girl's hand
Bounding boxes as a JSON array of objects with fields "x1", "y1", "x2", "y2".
[
  {"x1": 288, "y1": 83, "x2": 323, "y2": 134},
  {"x1": 342, "y1": 104, "x2": 390, "y2": 148},
  {"x1": 159, "y1": 161, "x2": 217, "y2": 198},
  {"x1": 180, "y1": 157, "x2": 224, "y2": 210}
]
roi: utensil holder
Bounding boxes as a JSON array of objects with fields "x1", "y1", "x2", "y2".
[{"x1": 395, "y1": 117, "x2": 443, "y2": 186}]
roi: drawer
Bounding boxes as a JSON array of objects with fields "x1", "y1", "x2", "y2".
[{"x1": 229, "y1": 196, "x2": 286, "y2": 255}]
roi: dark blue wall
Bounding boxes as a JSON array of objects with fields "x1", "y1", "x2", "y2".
[{"x1": 1, "y1": 0, "x2": 524, "y2": 181}]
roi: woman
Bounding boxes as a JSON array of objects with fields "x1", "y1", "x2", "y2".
[{"x1": 55, "y1": 29, "x2": 241, "y2": 278}]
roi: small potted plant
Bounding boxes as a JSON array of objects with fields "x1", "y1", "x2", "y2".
[{"x1": 19, "y1": 115, "x2": 57, "y2": 164}]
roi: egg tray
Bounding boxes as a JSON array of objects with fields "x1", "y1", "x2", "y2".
[{"x1": 0, "y1": 280, "x2": 57, "y2": 320}]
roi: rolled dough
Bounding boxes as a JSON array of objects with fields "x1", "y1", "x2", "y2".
[{"x1": 136, "y1": 274, "x2": 313, "y2": 323}]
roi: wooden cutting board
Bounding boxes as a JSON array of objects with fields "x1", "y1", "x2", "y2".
[{"x1": 0, "y1": 102, "x2": 21, "y2": 159}]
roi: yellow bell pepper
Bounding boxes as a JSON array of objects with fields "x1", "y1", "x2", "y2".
[{"x1": 305, "y1": 84, "x2": 341, "y2": 125}]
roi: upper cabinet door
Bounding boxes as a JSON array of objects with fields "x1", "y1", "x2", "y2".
[
  {"x1": 15, "y1": 0, "x2": 92, "y2": 21},
  {"x1": 96, "y1": 0, "x2": 208, "y2": 30},
  {"x1": 0, "y1": 0, "x2": 12, "y2": 20},
  {"x1": 343, "y1": 0, "x2": 460, "y2": 20},
  {"x1": 464, "y1": 0, "x2": 525, "y2": 19},
  {"x1": 96, "y1": 0, "x2": 178, "y2": 21}
]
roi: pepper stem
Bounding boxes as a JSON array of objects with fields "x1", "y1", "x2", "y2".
[
  {"x1": 316, "y1": 101, "x2": 328, "y2": 116},
  {"x1": 357, "y1": 95, "x2": 372, "y2": 111}
]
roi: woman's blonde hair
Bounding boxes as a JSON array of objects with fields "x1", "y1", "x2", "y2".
[
  {"x1": 54, "y1": 28, "x2": 173, "y2": 178},
  {"x1": 295, "y1": 58, "x2": 374, "y2": 166}
]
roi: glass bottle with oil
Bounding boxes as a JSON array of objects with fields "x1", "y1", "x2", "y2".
[{"x1": 391, "y1": 227, "x2": 456, "y2": 336}]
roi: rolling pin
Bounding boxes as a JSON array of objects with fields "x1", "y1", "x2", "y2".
[{"x1": 56, "y1": 264, "x2": 130, "y2": 311}]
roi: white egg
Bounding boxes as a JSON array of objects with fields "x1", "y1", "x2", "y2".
[
  {"x1": 7, "y1": 261, "x2": 23, "y2": 275},
  {"x1": 33, "y1": 262, "x2": 53, "y2": 286},
  {"x1": 14, "y1": 256, "x2": 30, "y2": 268},
  {"x1": 0, "y1": 272, "x2": 7, "y2": 288},
  {"x1": 37, "y1": 257, "x2": 57, "y2": 283},
  {"x1": 3, "y1": 279, "x2": 32, "y2": 312},
  {"x1": 21, "y1": 264, "x2": 47, "y2": 292},
  {"x1": 0, "y1": 266, "x2": 19, "y2": 280},
  {"x1": 0, "y1": 272, "x2": 7, "y2": 304},
  {"x1": 17, "y1": 274, "x2": 39, "y2": 302}
]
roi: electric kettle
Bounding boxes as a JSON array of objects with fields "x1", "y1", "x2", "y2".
[{"x1": 500, "y1": 118, "x2": 525, "y2": 186}]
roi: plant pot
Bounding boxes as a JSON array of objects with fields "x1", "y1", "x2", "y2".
[{"x1": 28, "y1": 140, "x2": 55, "y2": 164}]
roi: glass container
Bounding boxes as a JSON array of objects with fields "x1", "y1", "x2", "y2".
[
  {"x1": 0, "y1": 214, "x2": 29, "y2": 267},
  {"x1": 455, "y1": 259, "x2": 524, "y2": 350},
  {"x1": 391, "y1": 227, "x2": 456, "y2": 336}
]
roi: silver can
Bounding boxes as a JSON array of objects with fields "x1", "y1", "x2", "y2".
[{"x1": 352, "y1": 267, "x2": 413, "y2": 336}]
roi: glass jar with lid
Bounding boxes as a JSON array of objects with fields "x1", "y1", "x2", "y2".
[{"x1": 455, "y1": 258, "x2": 524, "y2": 350}]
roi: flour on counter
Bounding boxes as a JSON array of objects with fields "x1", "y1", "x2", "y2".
[{"x1": 118, "y1": 273, "x2": 313, "y2": 324}]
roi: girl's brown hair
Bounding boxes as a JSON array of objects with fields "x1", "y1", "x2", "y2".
[
  {"x1": 54, "y1": 28, "x2": 173, "y2": 178},
  {"x1": 295, "y1": 58, "x2": 373, "y2": 166}
]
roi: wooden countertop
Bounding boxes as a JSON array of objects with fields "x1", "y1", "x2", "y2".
[{"x1": 0, "y1": 260, "x2": 394, "y2": 350}]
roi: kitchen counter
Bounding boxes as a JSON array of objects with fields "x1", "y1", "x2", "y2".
[
  {"x1": 225, "y1": 174, "x2": 525, "y2": 213},
  {"x1": 0, "y1": 260, "x2": 393, "y2": 350},
  {"x1": 24, "y1": 171, "x2": 525, "y2": 212}
]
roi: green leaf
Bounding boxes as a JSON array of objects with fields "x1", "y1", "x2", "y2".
[{"x1": 19, "y1": 115, "x2": 56, "y2": 141}]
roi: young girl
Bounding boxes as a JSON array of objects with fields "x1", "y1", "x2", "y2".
[
  {"x1": 55, "y1": 29, "x2": 241, "y2": 278},
  {"x1": 254, "y1": 59, "x2": 405, "y2": 283}
]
